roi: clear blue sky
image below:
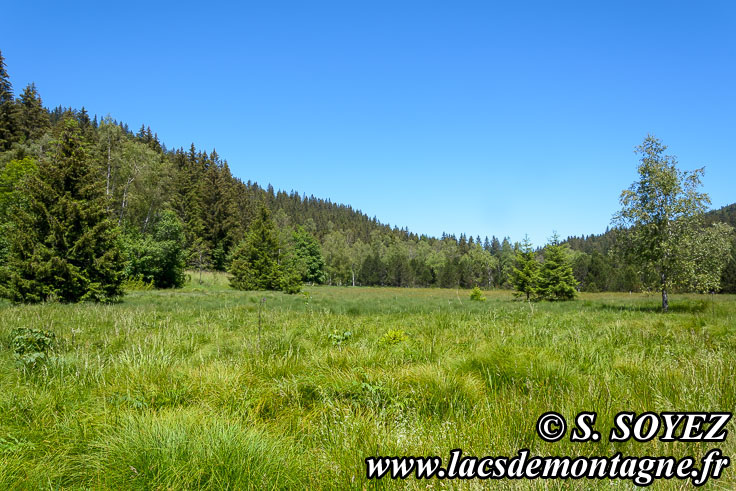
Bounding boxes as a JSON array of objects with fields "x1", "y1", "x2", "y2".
[{"x1": 2, "y1": 1, "x2": 734, "y2": 246}]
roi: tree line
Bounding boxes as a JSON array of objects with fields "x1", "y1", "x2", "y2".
[
  {"x1": 563, "y1": 204, "x2": 736, "y2": 294},
  {"x1": 0, "y1": 50, "x2": 733, "y2": 302}
]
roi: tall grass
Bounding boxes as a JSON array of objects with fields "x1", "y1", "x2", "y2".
[{"x1": 0, "y1": 280, "x2": 734, "y2": 488}]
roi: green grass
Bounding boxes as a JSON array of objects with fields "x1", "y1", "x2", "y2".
[{"x1": 1, "y1": 273, "x2": 735, "y2": 488}]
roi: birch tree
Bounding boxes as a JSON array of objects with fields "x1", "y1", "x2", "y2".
[{"x1": 613, "y1": 135, "x2": 733, "y2": 311}]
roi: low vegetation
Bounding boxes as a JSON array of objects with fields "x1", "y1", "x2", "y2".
[{"x1": 1, "y1": 273, "x2": 734, "y2": 488}]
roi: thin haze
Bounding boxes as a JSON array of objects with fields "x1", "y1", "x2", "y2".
[{"x1": 2, "y1": 1, "x2": 734, "y2": 246}]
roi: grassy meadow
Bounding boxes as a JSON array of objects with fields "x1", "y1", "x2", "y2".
[{"x1": 1, "y1": 272, "x2": 735, "y2": 489}]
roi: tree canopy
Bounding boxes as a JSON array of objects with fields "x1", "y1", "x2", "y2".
[
  {"x1": 536, "y1": 234, "x2": 578, "y2": 301},
  {"x1": 0, "y1": 118, "x2": 125, "y2": 302},
  {"x1": 613, "y1": 135, "x2": 733, "y2": 311},
  {"x1": 229, "y1": 205, "x2": 284, "y2": 291},
  {"x1": 511, "y1": 235, "x2": 539, "y2": 301}
]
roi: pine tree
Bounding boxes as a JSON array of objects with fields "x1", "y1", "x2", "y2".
[
  {"x1": 0, "y1": 50, "x2": 17, "y2": 151},
  {"x1": 511, "y1": 235, "x2": 539, "y2": 300},
  {"x1": 17, "y1": 83, "x2": 50, "y2": 141},
  {"x1": 0, "y1": 157, "x2": 37, "y2": 266},
  {"x1": 171, "y1": 148, "x2": 205, "y2": 249},
  {"x1": 229, "y1": 205, "x2": 282, "y2": 291},
  {"x1": 0, "y1": 118, "x2": 125, "y2": 302},
  {"x1": 536, "y1": 234, "x2": 578, "y2": 301}
]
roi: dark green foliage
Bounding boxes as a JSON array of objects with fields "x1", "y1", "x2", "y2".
[
  {"x1": 566, "y1": 200, "x2": 736, "y2": 293},
  {"x1": 0, "y1": 118, "x2": 125, "y2": 302},
  {"x1": 229, "y1": 206, "x2": 283, "y2": 291},
  {"x1": 719, "y1": 237, "x2": 736, "y2": 293},
  {"x1": 228, "y1": 205, "x2": 304, "y2": 294},
  {"x1": 292, "y1": 226, "x2": 325, "y2": 284},
  {"x1": 386, "y1": 244, "x2": 411, "y2": 287},
  {"x1": 536, "y1": 235, "x2": 578, "y2": 301},
  {"x1": 199, "y1": 157, "x2": 241, "y2": 270},
  {"x1": 16, "y1": 83, "x2": 50, "y2": 142},
  {"x1": 0, "y1": 157, "x2": 37, "y2": 266},
  {"x1": 581, "y1": 251, "x2": 609, "y2": 292},
  {"x1": 359, "y1": 252, "x2": 386, "y2": 286},
  {"x1": 0, "y1": 157, "x2": 37, "y2": 218},
  {"x1": 707, "y1": 204, "x2": 736, "y2": 293},
  {"x1": 0, "y1": 50, "x2": 16, "y2": 151},
  {"x1": 0, "y1": 225, "x2": 7, "y2": 267},
  {"x1": 124, "y1": 210, "x2": 187, "y2": 288},
  {"x1": 511, "y1": 235, "x2": 539, "y2": 300}
]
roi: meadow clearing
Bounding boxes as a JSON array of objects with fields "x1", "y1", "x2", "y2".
[{"x1": 1, "y1": 272, "x2": 735, "y2": 489}]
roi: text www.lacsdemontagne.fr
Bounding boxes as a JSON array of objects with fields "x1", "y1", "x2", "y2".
[{"x1": 365, "y1": 448, "x2": 729, "y2": 486}]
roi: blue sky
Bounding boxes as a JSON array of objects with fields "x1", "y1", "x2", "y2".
[{"x1": 2, "y1": 1, "x2": 734, "y2": 246}]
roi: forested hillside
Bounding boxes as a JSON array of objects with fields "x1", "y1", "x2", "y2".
[{"x1": 0, "y1": 50, "x2": 733, "y2": 293}]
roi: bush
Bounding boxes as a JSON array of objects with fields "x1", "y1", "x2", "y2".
[
  {"x1": 123, "y1": 210, "x2": 186, "y2": 289},
  {"x1": 469, "y1": 286, "x2": 486, "y2": 301}
]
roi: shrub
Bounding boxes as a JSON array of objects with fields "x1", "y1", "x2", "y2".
[
  {"x1": 123, "y1": 210, "x2": 186, "y2": 289},
  {"x1": 469, "y1": 286, "x2": 486, "y2": 301}
]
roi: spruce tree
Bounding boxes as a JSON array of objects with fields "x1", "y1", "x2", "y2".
[
  {"x1": 0, "y1": 50, "x2": 17, "y2": 151},
  {"x1": 536, "y1": 234, "x2": 578, "y2": 301},
  {"x1": 229, "y1": 205, "x2": 282, "y2": 290},
  {"x1": 0, "y1": 157, "x2": 37, "y2": 266},
  {"x1": 17, "y1": 83, "x2": 50, "y2": 142},
  {"x1": 0, "y1": 118, "x2": 125, "y2": 302},
  {"x1": 511, "y1": 235, "x2": 539, "y2": 300}
]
